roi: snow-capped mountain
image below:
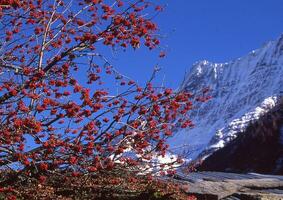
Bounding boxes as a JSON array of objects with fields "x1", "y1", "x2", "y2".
[{"x1": 168, "y1": 34, "x2": 283, "y2": 161}]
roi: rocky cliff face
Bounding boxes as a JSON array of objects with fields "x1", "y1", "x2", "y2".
[
  {"x1": 197, "y1": 99, "x2": 283, "y2": 174},
  {"x1": 168, "y1": 34, "x2": 283, "y2": 163}
]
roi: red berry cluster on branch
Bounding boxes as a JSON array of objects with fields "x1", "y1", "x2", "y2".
[{"x1": 0, "y1": 0, "x2": 210, "y2": 187}]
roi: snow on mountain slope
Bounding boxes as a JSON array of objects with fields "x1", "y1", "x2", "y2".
[{"x1": 168, "y1": 34, "x2": 283, "y2": 161}]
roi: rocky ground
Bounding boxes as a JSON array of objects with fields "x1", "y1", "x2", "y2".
[
  {"x1": 177, "y1": 171, "x2": 283, "y2": 200},
  {"x1": 1, "y1": 170, "x2": 283, "y2": 199}
]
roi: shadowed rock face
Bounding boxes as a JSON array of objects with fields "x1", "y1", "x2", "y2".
[{"x1": 197, "y1": 99, "x2": 283, "y2": 175}]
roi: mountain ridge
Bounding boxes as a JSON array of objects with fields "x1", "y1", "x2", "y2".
[{"x1": 169, "y1": 34, "x2": 283, "y2": 162}]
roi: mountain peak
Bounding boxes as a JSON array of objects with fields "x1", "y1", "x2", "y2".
[{"x1": 170, "y1": 35, "x2": 283, "y2": 161}]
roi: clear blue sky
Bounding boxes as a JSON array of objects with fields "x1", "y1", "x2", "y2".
[{"x1": 105, "y1": 0, "x2": 283, "y2": 89}]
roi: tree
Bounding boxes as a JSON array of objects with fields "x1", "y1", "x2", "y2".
[{"x1": 0, "y1": 0, "x2": 202, "y2": 189}]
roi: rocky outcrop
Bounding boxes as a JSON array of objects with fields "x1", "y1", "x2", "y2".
[{"x1": 176, "y1": 171, "x2": 283, "y2": 200}]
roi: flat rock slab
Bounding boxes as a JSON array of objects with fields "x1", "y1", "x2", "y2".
[{"x1": 175, "y1": 172, "x2": 283, "y2": 200}]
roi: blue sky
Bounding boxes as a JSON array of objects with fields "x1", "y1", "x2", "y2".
[{"x1": 104, "y1": 0, "x2": 283, "y2": 89}]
